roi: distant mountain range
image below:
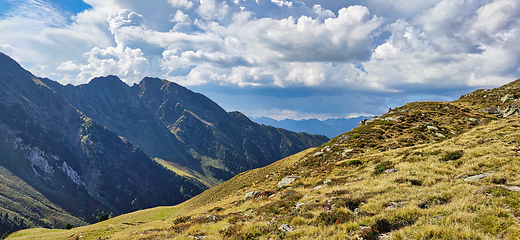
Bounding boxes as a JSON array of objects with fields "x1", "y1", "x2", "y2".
[
  {"x1": 253, "y1": 116, "x2": 368, "y2": 138},
  {"x1": 0, "y1": 52, "x2": 328, "y2": 233}
]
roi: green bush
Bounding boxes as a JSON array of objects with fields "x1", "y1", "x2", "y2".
[
  {"x1": 350, "y1": 134, "x2": 361, "y2": 139},
  {"x1": 346, "y1": 159, "x2": 362, "y2": 166},
  {"x1": 65, "y1": 223, "x2": 74, "y2": 229},
  {"x1": 440, "y1": 150, "x2": 464, "y2": 161},
  {"x1": 97, "y1": 212, "x2": 111, "y2": 222},
  {"x1": 334, "y1": 197, "x2": 365, "y2": 211},
  {"x1": 1, "y1": 231, "x2": 12, "y2": 240},
  {"x1": 173, "y1": 216, "x2": 191, "y2": 224},
  {"x1": 372, "y1": 161, "x2": 395, "y2": 175}
]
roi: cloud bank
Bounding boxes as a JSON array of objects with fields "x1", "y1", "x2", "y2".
[{"x1": 1, "y1": 0, "x2": 520, "y2": 120}]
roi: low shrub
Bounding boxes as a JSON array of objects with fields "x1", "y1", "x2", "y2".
[
  {"x1": 325, "y1": 189, "x2": 350, "y2": 197},
  {"x1": 280, "y1": 190, "x2": 303, "y2": 202},
  {"x1": 360, "y1": 218, "x2": 392, "y2": 240},
  {"x1": 372, "y1": 161, "x2": 394, "y2": 175},
  {"x1": 315, "y1": 210, "x2": 353, "y2": 225},
  {"x1": 346, "y1": 159, "x2": 362, "y2": 166},
  {"x1": 418, "y1": 195, "x2": 452, "y2": 209},
  {"x1": 394, "y1": 178, "x2": 422, "y2": 186},
  {"x1": 334, "y1": 197, "x2": 365, "y2": 211},
  {"x1": 211, "y1": 207, "x2": 224, "y2": 212},
  {"x1": 374, "y1": 120, "x2": 393, "y2": 125},
  {"x1": 350, "y1": 134, "x2": 361, "y2": 139},
  {"x1": 65, "y1": 223, "x2": 74, "y2": 229},
  {"x1": 173, "y1": 216, "x2": 191, "y2": 224},
  {"x1": 255, "y1": 190, "x2": 276, "y2": 200},
  {"x1": 440, "y1": 150, "x2": 464, "y2": 161}
]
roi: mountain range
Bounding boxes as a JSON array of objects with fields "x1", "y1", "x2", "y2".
[
  {"x1": 253, "y1": 116, "x2": 368, "y2": 139},
  {"x1": 0, "y1": 52, "x2": 328, "y2": 235}
]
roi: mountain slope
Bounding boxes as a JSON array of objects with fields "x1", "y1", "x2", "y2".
[
  {"x1": 0, "y1": 52, "x2": 327, "y2": 236},
  {"x1": 12, "y1": 79, "x2": 520, "y2": 239},
  {"x1": 43, "y1": 75, "x2": 328, "y2": 186},
  {"x1": 0, "y1": 53, "x2": 204, "y2": 232},
  {"x1": 133, "y1": 77, "x2": 328, "y2": 179}
]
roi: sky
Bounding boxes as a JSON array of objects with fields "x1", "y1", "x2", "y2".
[{"x1": 1, "y1": 0, "x2": 519, "y2": 120}]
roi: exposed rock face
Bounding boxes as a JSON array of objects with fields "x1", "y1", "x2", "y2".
[
  {"x1": 500, "y1": 105, "x2": 520, "y2": 118},
  {"x1": 278, "y1": 176, "x2": 300, "y2": 188},
  {"x1": 464, "y1": 173, "x2": 492, "y2": 182},
  {"x1": 481, "y1": 107, "x2": 499, "y2": 114},
  {"x1": 278, "y1": 224, "x2": 294, "y2": 232},
  {"x1": 244, "y1": 191, "x2": 262, "y2": 201},
  {"x1": 501, "y1": 94, "x2": 514, "y2": 103}
]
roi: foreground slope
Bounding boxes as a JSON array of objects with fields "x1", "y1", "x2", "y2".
[{"x1": 11, "y1": 80, "x2": 520, "y2": 239}]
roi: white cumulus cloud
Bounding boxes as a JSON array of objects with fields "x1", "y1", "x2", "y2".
[{"x1": 2, "y1": 0, "x2": 520, "y2": 119}]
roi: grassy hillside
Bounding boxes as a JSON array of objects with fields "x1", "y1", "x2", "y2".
[
  {"x1": 0, "y1": 166, "x2": 86, "y2": 235},
  {"x1": 8, "y1": 80, "x2": 520, "y2": 239},
  {"x1": 5, "y1": 149, "x2": 312, "y2": 239},
  {"x1": 8, "y1": 117, "x2": 520, "y2": 239}
]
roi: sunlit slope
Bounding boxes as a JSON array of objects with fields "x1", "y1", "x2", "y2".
[{"x1": 7, "y1": 149, "x2": 313, "y2": 240}]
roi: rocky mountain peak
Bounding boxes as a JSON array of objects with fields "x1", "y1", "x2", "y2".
[
  {"x1": 0, "y1": 52, "x2": 22, "y2": 69},
  {"x1": 0, "y1": 52, "x2": 34, "y2": 83},
  {"x1": 87, "y1": 75, "x2": 128, "y2": 90}
]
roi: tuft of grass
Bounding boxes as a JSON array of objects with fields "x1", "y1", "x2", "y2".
[
  {"x1": 483, "y1": 186, "x2": 511, "y2": 197},
  {"x1": 418, "y1": 195, "x2": 452, "y2": 209},
  {"x1": 280, "y1": 189, "x2": 303, "y2": 202},
  {"x1": 290, "y1": 217, "x2": 306, "y2": 226},
  {"x1": 315, "y1": 210, "x2": 353, "y2": 225}
]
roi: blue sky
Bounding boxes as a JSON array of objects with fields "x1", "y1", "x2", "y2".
[{"x1": 1, "y1": 0, "x2": 519, "y2": 120}]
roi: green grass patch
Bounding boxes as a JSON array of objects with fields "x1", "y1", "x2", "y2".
[
  {"x1": 350, "y1": 134, "x2": 361, "y2": 139},
  {"x1": 374, "y1": 120, "x2": 393, "y2": 125}
]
